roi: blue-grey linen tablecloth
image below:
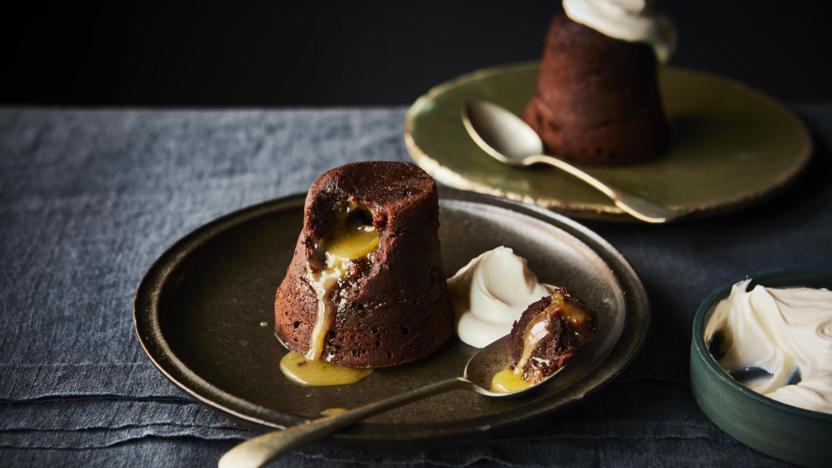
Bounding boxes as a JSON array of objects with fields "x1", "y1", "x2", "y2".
[{"x1": 1, "y1": 105, "x2": 830, "y2": 467}]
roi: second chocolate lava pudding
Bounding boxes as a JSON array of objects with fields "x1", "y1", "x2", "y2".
[{"x1": 523, "y1": 0, "x2": 676, "y2": 164}]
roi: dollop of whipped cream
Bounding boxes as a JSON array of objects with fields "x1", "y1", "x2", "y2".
[
  {"x1": 563, "y1": 0, "x2": 677, "y2": 63},
  {"x1": 704, "y1": 280, "x2": 832, "y2": 414},
  {"x1": 447, "y1": 247, "x2": 553, "y2": 348}
]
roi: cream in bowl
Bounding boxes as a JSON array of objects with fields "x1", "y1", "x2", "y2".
[{"x1": 704, "y1": 279, "x2": 832, "y2": 414}]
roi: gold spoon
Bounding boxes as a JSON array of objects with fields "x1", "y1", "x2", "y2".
[
  {"x1": 219, "y1": 334, "x2": 562, "y2": 468},
  {"x1": 462, "y1": 100, "x2": 681, "y2": 223}
]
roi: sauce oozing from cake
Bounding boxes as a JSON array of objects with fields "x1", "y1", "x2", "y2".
[
  {"x1": 492, "y1": 299, "x2": 559, "y2": 393},
  {"x1": 513, "y1": 292, "x2": 584, "y2": 373},
  {"x1": 513, "y1": 306, "x2": 556, "y2": 374},
  {"x1": 306, "y1": 205, "x2": 379, "y2": 361},
  {"x1": 491, "y1": 291, "x2": 593, "y2": 393},
  {"x1": 280, "y1": 351, "x2": 372, "y2": 386},
  {"x1": 553, "y1": 293, "x2": 591, "y2": 337}
]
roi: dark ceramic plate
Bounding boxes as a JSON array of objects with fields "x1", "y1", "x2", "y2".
[{"x1": 134, "y1": 189, "x2": 649, "y2": 442}]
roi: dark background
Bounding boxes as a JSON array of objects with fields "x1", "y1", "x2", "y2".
[{"x1": 4, "y1": 0, "x2": 831, "y2": 106}]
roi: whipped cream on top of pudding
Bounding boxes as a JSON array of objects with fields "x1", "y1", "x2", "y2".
[
  {"x1": 705, "y1": 280, "x2": 832, "y2": 414},
  {"x1": 447, "y1": 247, "x2": 553, "y2": 348},
  {"x1": 563, "y1": 0, "x2": 676, "y2": 63}
]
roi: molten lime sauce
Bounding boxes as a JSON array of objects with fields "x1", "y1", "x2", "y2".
[
  {"x1": 305, "y1": 207, "x2": 379, "y2": 361},
  {"x1": 491, "y1": 368, "x2": 532, "y2": 393},
  {"x1": 320, "y1": 407, "x2": 350, "y2": 417},
  {"x1": 280, "y1": 351, "x2": 372, "y2": 386}
]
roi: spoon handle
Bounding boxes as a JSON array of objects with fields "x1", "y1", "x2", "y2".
[
  {"x1": 526, "y1": 154, "x2": 677, "y2": 223},
  {"x1": 218, "y1": 377, "x2": 471, "y2": 468}
]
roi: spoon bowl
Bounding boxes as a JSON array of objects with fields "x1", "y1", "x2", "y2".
[
  {"x1": 463, "y1": 100, "x2": 544, "y2": 164},
  {"x1": 462, "y1": 100, "x2": 682, "y2": 223},
  {"x1": 463, "y1": 335, "x2": 516, "y2": 396},
  {"x1": 464, "y1": 335, "x2": 564, "y2": 397}
]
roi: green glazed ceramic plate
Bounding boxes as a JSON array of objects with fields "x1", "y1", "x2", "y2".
[
  {"x1": 691, "y1": 267, "x2": 832, "y2": 467},
  {"x1": 405, "y1": 62, "x2": 813, "y2": 221},
  {"x1": 134, "y1": 189, "x2": 649, "y2": 443}
]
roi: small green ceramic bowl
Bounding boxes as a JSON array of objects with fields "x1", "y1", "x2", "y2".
[{"x1": 691, "y1": 267, "x2": 832, "y2": 467}]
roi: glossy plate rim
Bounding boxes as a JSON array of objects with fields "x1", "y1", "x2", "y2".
[
  {"x1": 133, "y1": 188, "x2": 650, "y2": 442},
  {"x1": 404, "y1": 61, "x2": 813, "y2": 222}
]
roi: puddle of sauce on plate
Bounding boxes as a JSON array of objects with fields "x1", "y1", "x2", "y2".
[
  {"x1": 280, "y1": 351, "x2": 372, "y2": 386},
  {"x1": 320, "y1": 407, "x2": 350, "y2": 417}
]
